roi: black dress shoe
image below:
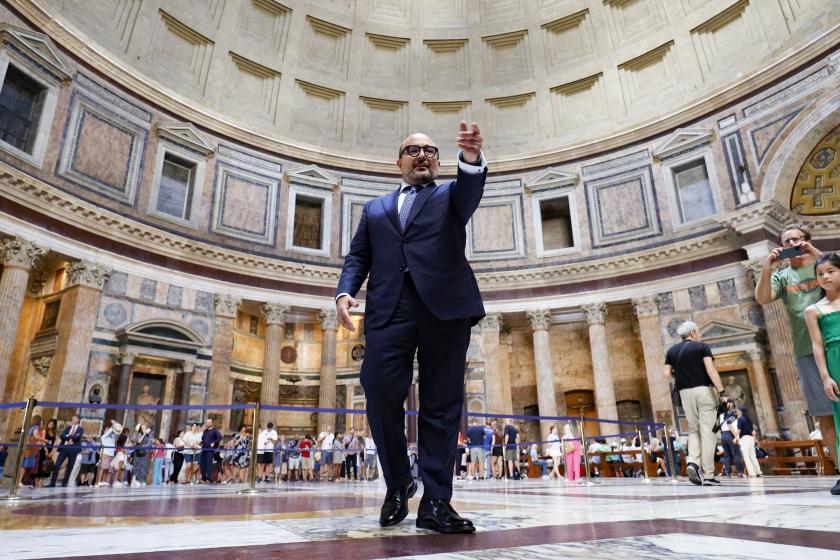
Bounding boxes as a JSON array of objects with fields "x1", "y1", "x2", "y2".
[
  {"x1": 379, "y1": 479, "x2": 417, "y2": 527},
  {"x1": 416, "y1": 499, "x2": 475, "y2": 534}
]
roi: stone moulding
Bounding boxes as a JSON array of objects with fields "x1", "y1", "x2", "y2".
[
  {"x1": 0, "y1": 164, "x2": 755, "y2": 293},
  {"x1": 11, "y1": 0, "x2": 840, "y2": 174}
]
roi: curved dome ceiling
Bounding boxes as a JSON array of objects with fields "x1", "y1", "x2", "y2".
[{"x1": 26, "y1": 0, "x2": 840, "y2": 170}]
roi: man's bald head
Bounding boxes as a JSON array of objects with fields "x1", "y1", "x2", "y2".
[{"x1": 397, "y1": 132, "x2": 439, "y2": 185}]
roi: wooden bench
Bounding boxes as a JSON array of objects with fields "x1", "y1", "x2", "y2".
[{"x1": 757, "y1": 439, "x2": 835, "y2": 475}]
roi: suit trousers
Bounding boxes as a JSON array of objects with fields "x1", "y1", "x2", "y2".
[
  {"x1": 50, "y1": 449, "x2": 79, "y2": 486},
  {"x1": 199, "y1": 450, "x2": 215, "y2": 481},
  {"x1": 361, "y1": 274, "x2": 471, "y2": 502}
]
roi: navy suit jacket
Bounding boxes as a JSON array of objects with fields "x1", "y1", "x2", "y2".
[
  {"x1": 337, "y1": 164, "x2": 487, "y2": 331},
  {"x1": 59, "y1": 425, "x2": 84, "y2": 449}
]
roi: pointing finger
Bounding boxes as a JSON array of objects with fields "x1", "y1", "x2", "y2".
[
  {"x1": 471, "y1": 122, "x2": 480, "y2": 135},
  {"x1": 459, "y1": 120, "x2": 467, "y2": 133}
]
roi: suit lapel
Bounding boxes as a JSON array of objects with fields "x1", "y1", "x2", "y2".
[
  {"x1": 382, "y1": 188, "x2": 401, "y2": 234},
  {"x1": 404, "y1": 182, "x2": 438, "y2": 232}
]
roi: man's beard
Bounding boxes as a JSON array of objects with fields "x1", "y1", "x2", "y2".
[{"x1": 407, "y1": 165, "x2": 437, "y2": 184}]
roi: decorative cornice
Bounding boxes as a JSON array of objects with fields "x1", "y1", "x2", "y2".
[
  {"x1": 716, "y1": 200, "x2": 791, "y2": 237},
  {"x1": 262, "y1": 302, "x2": 291, "y2": 325},
  {"x1": 319, "y1": 307, "x2": 338, "y2": 331},
  {"x1": 480, "y1": 312, "x2": 503, "y2": 333},
  {"x1": 66, "y1": 260, "x2": 110, "y2": 289},
  {"x1": 156, "y1": 122, "x2": 214, "y2": 155},
  {"x1": 632, "y1": 295, "x2": 660, "y2": 318},
  {"x1": 0, "y1": 22, "x2": 73, "y2": 82},
  {"x1": 582, "y1": 302, "x2": 607, "y2": 325},
  {"x1": 214, "y1": 294, "x2": 240, "y2": 318},
  {"x1": 651, "y1": 127, "x2": 713, "y2": 160},
  {"x1": 741, "y1": 258, "x2": 765, "y2": 284},
  {"x1": 526, "y1": 309, "x2": 551, "y2": 331},
  {"x1": 117, "y1": 351, "x2": 136, "y2": 366},
  {"x1": 1, "y1": 236, "x2": 46, "y2": 269}
]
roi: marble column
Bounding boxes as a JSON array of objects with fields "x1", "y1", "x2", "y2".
[
  {"x1": 500, "y1": 331, "x2": 514, "y2": 415},
  {"x1": 318, "y1": 308, "x2": 338, "y2": 435},
  {"x1": 480, "y1": 313, "x2": 505, "y2": 418},
  {"x1": 744, "y1": 259, "x2": 808, "y2": 438},
  {"x1": 208, "y1": 294, "x2": 239, "y2": 428},
  {"x1": 261, "y1": 303, "x2": 290, "y2": 407},
  {"x1": 632, "y1": 296, "x2": 673, "y2": 425},
  {"x1": 49, "y1": 260, "x2": 110, "y2": 418},
  {"x1": 526, "y1": 309, "x2": 559, "y2": 440},
  {"x1": 113, "y1": 351, "x2": 136, "y2": 425},
  {"x1": 0, "y1": 238, "x2": 46, "y2": 407},
  {"x1": 583, "y1": 302, "x2": 619, "y2": 422},
  {"x1": 749, "y1": 349, "x2": 781, "y2": 437},
  {"x1": 170, "y1": 360, "x2": 194, "y2": 439}
]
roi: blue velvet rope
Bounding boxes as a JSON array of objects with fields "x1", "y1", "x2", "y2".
[{"x1": 0, "y1": 401, "x2": 25, "y2": 410}]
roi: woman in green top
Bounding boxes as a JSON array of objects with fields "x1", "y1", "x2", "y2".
[{"x1": 804, "y1": 252, "x2": 840, "y2": 495}]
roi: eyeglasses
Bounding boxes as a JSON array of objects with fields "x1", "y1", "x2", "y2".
[{"x1": 400, "y1": 145, "x2": 439, "y2": 158}]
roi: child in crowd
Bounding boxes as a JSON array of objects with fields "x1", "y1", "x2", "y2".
[
  {"x1": 151, "y1": 438, "x2": 165, "y2": 486},
  {"x1": 804, "y1": 252, "x2": 840, "y2": 495}
]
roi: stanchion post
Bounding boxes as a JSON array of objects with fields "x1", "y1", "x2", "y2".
[
  {"x1": 577, "y1": 419, "x2": 594, "y2": 486},
  {"x1": 239, "y1": 402, "x2": 264, "y2": 495},
  {"x1": 5, "y1": 397, "x2": 36, "y2": 501},
  {"x1": 663, "y1": 427, "x2": 679, "y2": 484},
  {"x1": 637, "y1": 427, "x2": 651, "y2": 485}
]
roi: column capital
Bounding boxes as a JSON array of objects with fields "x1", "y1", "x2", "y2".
[
  {"x1": 319, "y1": 307, "x2": 339, "y2": 331},
  {"x1": 262, "y1": 302, "x2": 291, "y2": 325},
  {"x1": 66, "y1": 260, "x2": 111, "y2": 290},
  {"x1": 181, "y1": 360, "x2": 196, "y2": 373},
  {"x1": 747, "y1": 348, "x2": 765, "y2": 362},
  {"x1": 2, "y1": 237, "x2": 47, "y2": 270},
  {"x1": 741, "y1": 258, "x2": 765, "y2": 285},
  {"x1": 583, "y1": 302, "x2": 607, "y2": 325},
  {"x1": 28, "y1": 271, "x2": 48, "y2": 296},
  {"x1": 480, "y1": 312, "x2": 503, "y2": 333},
  {"x1": 526, "y1": 309, "x2": 551, "y2": 331},
  {"x1": 117, "y1": 351, "x2": 137, "y2": 366},
  {"x1": 632, "y1": 295, "x2": 660, "y2": 318},
  {"x1": 31, "y1": 355, "x2": 52, "y2": 376},
  {"x1": 214, "y1": 294, "x2": 241, "y2": 318}
]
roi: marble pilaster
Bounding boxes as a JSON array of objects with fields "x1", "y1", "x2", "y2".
[
  {"x1": 0, "y1": 238, "x2": 46, "y2": 411},
  {"x1": 749, "y1": 349, "x2": 781, "y2": 438},
  {"x1": 744, "y1": 259, "x2": 808, "y2": 438},
  {"x1": 208, "y1": 294, "x2": 239, "y2": 428},
  {"x1": 318, "y1": 308, "x2": 338, "y2": 435},
  {"x1": 632, "y1": 296, "x2": 673, "y2": 425},
  {"x1": 526, "y1": 309, "x2": 558, "y2": 440},
  {"x1": 261, "y1": 303, "x2": 290, "y2": 406},
  {"x1": 499, "y1": 331, "x2": 513, "y2": 415},
  {"x1": 583, "y1": 302, "x2": 619, "y2": 422},
  {"x1": 49, "y1": 260, "x2": 110, "y2": 417},
  {"x1": 113, "y1": 351, "x2": 136, "y2": 425},
  {"x1": 480, "y1": 313, "x2": 505, "y2": 417}
]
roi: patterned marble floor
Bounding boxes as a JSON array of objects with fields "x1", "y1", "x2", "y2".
[{"x1": 1, "y1": 475, "x2": 839, "y2": 559}]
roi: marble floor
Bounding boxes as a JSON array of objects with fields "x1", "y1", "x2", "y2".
[{"x1": 2, "y1": 475, "x2": 839, "y2": 559}]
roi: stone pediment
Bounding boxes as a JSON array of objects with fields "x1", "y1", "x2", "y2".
[
  {"x1": 699, "y1": 320, "x2": 758, "y2": 345},
  {"x1": 526, "y1": 167, "x2": 579, "y2": 192},
  {"x1": 0, "y1": 23, "x2": 73, "y2": 81},
  {"x1": 156, "y1": 122, "x2": 214, "y2": 155},
  {"x1": 652, "y1": 128, "x2": 713, "y2": 160},
  {"x1": 288, "y1": 164, "x2": 337, "y2": 190}
]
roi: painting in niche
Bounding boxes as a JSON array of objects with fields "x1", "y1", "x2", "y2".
[
  {"x1": 39, "y1": 300, "x2": 61, "y2": 331},
  {"x1": 293, "y1": 196, "x2": 323, "y2": 249},
  {"x1": 127, "y1": 372, "x2": 165, "y2": 432},
  {"x1": 721, "y1": 369, "x2": 759, "y2": 431}
]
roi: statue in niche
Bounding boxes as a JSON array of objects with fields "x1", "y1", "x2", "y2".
[
  {"x1": 724, "y1": 375, "x2": 746, "y2": 408},
  {"x1": 135, "y1": 384, "x2": 160, "y2": 428}
]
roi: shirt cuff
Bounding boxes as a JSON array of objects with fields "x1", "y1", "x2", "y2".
[
  {"x1": 335, "y1": 292, "x2": 351, "y2": 302},
  {"x1": 458, "y1": 150, "x2": 486, "y2": 173}
]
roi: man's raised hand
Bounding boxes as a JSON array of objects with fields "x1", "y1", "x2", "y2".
[
  {"x1": 336, "y1": 294, "x2": 358, "y2": 332},
  {"x1": 457, "y1": 121, "x2": 483, "y2": 165}
]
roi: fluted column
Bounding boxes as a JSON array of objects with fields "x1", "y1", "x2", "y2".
[
  {"x1": 208, "y1": 294, "x2": 239, "y2": 427},
  {"x1": 500, "y1": 331, "x2": 514, "y2": 414},
  {"x1": 112, "y1": 351, "x2": 137, "y2": 425},
  {"x1": 318, "y1": 307, "x2": 338, "y2": 435},
  {"x1": 170, "y1": 360, "x2": 194, "y2": 439},
  {"x1": 526, "y1": 309, "x2": 558, "y2": 440},
  {"x1": 0, "y1": 238, "x2": 46, "y2": 405},
  {"x1": 480, "y1": 313, "x2": 505, "y2": 417},
  {"x1": 749, "y1": 349, "x2": 781, "y2": 437},
  {"x1": 261, "y1": 303, "x2": 290, "y2": 406},
  {"x1": 48, "y1": 261, "x2": 110, "y2": 418},
  {"x1": 632, "y1": 296, "x2": 673, "y2": 425},
  {"x1": 583, "y1": 303, "x2": 618, "y2": 422},
  {"x1": 744, "y1": 259, "x2": 808, "y2": 438}
]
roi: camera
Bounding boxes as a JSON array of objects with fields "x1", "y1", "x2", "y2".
[{"x1": 778, "y1": 246, "x2": 803, "y2": 260}]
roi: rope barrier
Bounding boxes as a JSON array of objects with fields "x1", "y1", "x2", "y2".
[
  {"x1": 0, "y1": 402, "x2": 25, "y2": 410},
  {"x1": 33, "y1": 402, "x2": 254, "y2": 411}
]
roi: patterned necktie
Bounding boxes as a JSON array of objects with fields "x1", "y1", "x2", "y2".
[{"x1": 399, "y1": 185, "x2": 420, "y2": 231}]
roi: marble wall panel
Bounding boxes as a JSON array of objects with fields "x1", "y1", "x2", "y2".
[
  {"x1": 585, "y1": 165, "x2": 661, "y2": 247},
  {"x1": 693, "y1": 305, "x2": 745, "y2": 328},
  {"x1": 104, "y1": 271, "x2": 128, "y2": 297},
  {"x1": 550, "y1": 322, "x2": 594, "y2": 397},
  {"x1": 508, "y1": 328, "x2": 537, "y2": 413},
  {"x1": 232, "y1": 330, "x2": 264, "y2": 367},
  {"x1": 466, "y1": 194, "x2": 525, "y2": 261},
  {"x1": 718, "y1": 278, "x2": 738, "y2": 305},
  {"x1": 98, "y1": 297, "x2": 131, "y2": 330},
  {"x1": 749, "y1": 109, "x2": 803, "y2": 165},
  {"x1": 56, "y1": 81, "x2": 149, "y2": 204},
  {"x1": 210, "y1": 155, "x2": 280, "y2": 246}
]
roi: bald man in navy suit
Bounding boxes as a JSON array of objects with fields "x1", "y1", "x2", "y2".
[{"x1": 336, "y1": 121, "x2": 486, "y2": 534}]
